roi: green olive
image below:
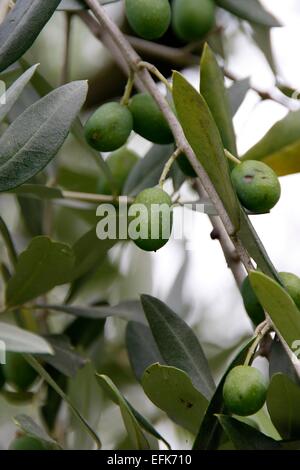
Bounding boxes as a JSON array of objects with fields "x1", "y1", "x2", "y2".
[
  {"x1": 279, "y1": 272, "x2": 300, "y2": 310},
  {"x1": 3, "y1": 352, "x2": 38, "y2": 391},
  {"x1": 129, "y1": 93, "x2": 174, "y2": 145},
  {"x1": 84, "y1": 102, "x2": 133, "y2": 152},
  {"x1": 172, "y1": 0, "x2": 215, "y2": 42},
  {"x1": 223, "y1": 365, "x2": 268, "y2": 416},
  {"x1": 9, "y1": 436, "x2": 51, "y2": 450},
  {"x1": 231, "y1": 160, "x2": 281, "y2": 213},
  {"x1": 125, "y1": 0, "x2": 171, "y2": 40},
  {"x1": 130, "y1": 187, "x2": 173, "y2": 252},
  {"x1": 241, "y1": 275, "x2": 265, "y2": 326},
  {"x1": 97, "y1": 147, "x2": 139, "y2": 195}
]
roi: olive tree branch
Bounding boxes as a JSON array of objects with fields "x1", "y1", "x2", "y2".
[{"x1": 84, "y1": 0, "x2": 250, "y2": 256}]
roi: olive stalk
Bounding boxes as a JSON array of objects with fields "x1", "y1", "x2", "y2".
[{"x1": 159, "y1": 147, "x2": 181, "y2": 188}]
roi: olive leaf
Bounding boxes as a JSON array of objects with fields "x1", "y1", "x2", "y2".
[
  {"x1": 14, "y1": 414, "x2": 61, "y2": 449},
  {"x1": 241, "y1": 109, "x2": 300, "y2": 176},
  {"x1": 0, "y1": 64, "x2": 38, "y2": 123},
  {"x1": 215, "y1": 0, "x2": 281, "y2": 28},
  {"x1": 0, "y1": 0, "x2": 62, "y2": 73},
  {"x1": 0, "y1": 322, "x2": 53, "y2": 354},
  {"x1": 172, "y1": 71, "x2": 240, "y2": 230},
  {"x1": 6, "y1": 237, "x2": 75, "y2": 307},
  {"x1": 142, "y1": 363, "x2": 208, "y2": 434},
  {"x1": 0, "y1": 81, "x2": 88, "y2": 192},
  {"x1": 228, "y1": 78, "x2": 250, "y2": 116},
  {"x1": 200, "y1": 44, "x2": 237, "y2": 155}
]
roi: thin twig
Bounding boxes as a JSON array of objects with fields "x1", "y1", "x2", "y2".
[
  {"x1": 159, "y1": 148, "x2": 181, "y2": 188},
  {"x1": 62, "y1": 190, "x2": 134, "y2": 204}
]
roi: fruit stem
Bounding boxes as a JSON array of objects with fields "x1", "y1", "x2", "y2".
[
  {"x1": 224, "y1": 149, "x2": 241, "y2": 165},
  {"x1": 138, "y1": 61, "x2": 173, "y2": 93},
  {"x1": 120, "y1": 71, "x2": 135, "y2": 106},
  {"x1": 244, "y1": 320, "x2": 271, "y2": 366},
  {"x1": 159, "y1": 148, "x2": 181, "y2": 188}
]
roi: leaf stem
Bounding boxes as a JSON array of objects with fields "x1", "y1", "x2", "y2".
[
  {"x1": 224, "y1": 149, "x2": 241, "y2": 165},
  {"x1": 159, "y1": 148, "x2": 181, "y2": 188},
  {"x1": 244, "y1": 320, "x2": 271, "y2": 366},
  {"x1": 120, "y1": 71, "x2": 135, "y2": 106}
]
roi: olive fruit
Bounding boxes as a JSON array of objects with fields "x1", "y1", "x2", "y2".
[
  {"x1": 84, "y1": 102, "x2": 133, "y2": 152},
  {"x1": 223, "y1": 365, "x2": 268, "y2": 416},
  {"x1": 177, "y1": 153, "x2": 197, "y2": 177},
  {"x1": 9, "y1": 436, "x2": 50, "y2": 451},
  {"x1": 231, "y1": 160, "x2": 281, "y2": 213},
  {"x1": 241, "y1": 275, "x2": 265, "y2": 326},
  {"x1": 97, "y1": 147, "x2": 139, "y2": 195},
  {"x1": 129, "y1": 93, "x2": 174, "y2": 145},
  {"x1": 172, "y1": 0, "x2": 215, "y2": 42},
  {"x1": 125, "y1": 0, "x2": 171, "y2": 40},
  {"x1": 3, "y1": 352, "x2": 38, "y2": 391},
  {"x1": 279, "y1": 272, "x2": 300, "y2": 310},
  {"x1": 130, "y1": 187, "x2": 173, "y2": 252}
]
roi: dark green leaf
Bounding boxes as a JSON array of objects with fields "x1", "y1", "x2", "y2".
[
  {"x1": 251, "y1": 24, "x2": 277, "y2": 75},
  {"x1": 0, "y1": 0, "x2": 62, "y2": 73},
  {"x1": 71, "y1": 228, "x2": 116, "y2": 280},
  {"x1": 38, "y1": 335, "x2": 88, "y2": 378},
  {"x1": 218, "y1": 415, "x2": 281, "y2": 450},
  {"x1": 237, "y1": 210, "x2": 280, "y2": 280},
  {"x1": 249, "y1": 271, "x2": 300, "y2": 349},
  {"x1": 14, "y1": 414, "x2": 61, "y2": 449},
  {"x1": 123, "y1": 144, "x2": 174, "y2": 196},
  {"x1": 215, "y1": 0, "x2": 281, "y2": 27},
  {"x1": 173, "y1": 72, "x2": 240, "y2": 230},
  {"x1": 126, "y1": 321, "x2": 163, "y2": 382},
  {"x1": 11, "y1": 184, "x2": 63, "y2": 200},
  {"x1": 6, "y1": 236, "x2": 75, "y2": 307},
  {"x1": 142, "y1": 363, "x2": 208, "y2": 434},
  {"x1": 269, "y1": 338, "x2": 300, "y2": 385},
  {"x1": 228, "y1": 78, "x2": 250, "y2": 116},
  {"x1": 141, "y1": 295, "x2": 215, "y2": 399},
  {"x1": 200, "y1": 44, "x2": 237, "y2": 155},
  {"x1": 96, "y1": 374, "x2": 150, "y2": 450},
  {"x1": 37, "y1": 300, "x2": 146, "y2": 323},
  {"x1": 0, "y1": 80, "x2": 87, "y2": 192},
  {"x1": 0, "y1": 64, "x2": 38, "y2": 123},
  {"x1": 267, "y1": 373, "x2": 300, "y2": 440}
]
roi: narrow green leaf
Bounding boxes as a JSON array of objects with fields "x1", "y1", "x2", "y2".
[
  {"x1": 36, "y1": 300, "x2": 146, "y2": 323},
  {"x1": 252, "y1": 24, "x2": 277, "y2": 75},
  {"x1": 237, "y1": 210, "x2": 280, "y2": 280},
  {"x1": 38, "y1": 335, "x2": 88, "y2": 378},
  {"x1": 228, "y1": 78, "x2": 250, "y2": 116},
  {"x1": 0, "y1": 323, "x2": 53, "y2": 354},
  {"x1": 0, "y1": 80, "x2": 88, "y2": 192},
  {"x1": 200, "y1": 44, "x2": 237, "y2": 155},
  {"x1": 0, "y1": 0, "x2": 62, "y2": 72},
  {"x1": 0, "y1": 64, "x2": 38, "y2": 123},
  {"x1": 6, "y1": 237, "x2": 75, "y2": 307},
  {"x1": 96, "y1": 374, "x2": 150, "y2": 450},
  {"x1": 267, "y1": 373, "x2": 300, "y2": 440},
  {"x1": 127, "y1": 401, "x2": 171, "y2": 450},
  {"x1": 25, "y1": 355, "x2": 101, "y2": 449},
  {"x1": 14, "y1": 414, "x2": 61, "y2": 449},
  {"x1": 142, "y1": 363, "x2": 208, "y2": 434},
  {"x1": 57, "y1": 0, "x2": 114, "y2": 10},
  {"x1": 141, "y1": 295, "x2": 215, "y2": 399},
  {"x1": 126, "y1": 321, "x2": 163, "y2": 382},
  {"x1": 269, "y1": 338, "x2": 300, "y2": 385},
  {"x1": 172, "y1": 71, "x2": 240, "y2": 229},
  {"x1": 123, "y1": 144, "x2": 174, "y2": 196},
  {"x1": 193, "y1": 337, "x2": 254, "y2": 450},
  {"x1": 71, "y1": 228, "x2": 116, "y2": 281},
  {"x1": 10, "y1": 184, "x2": 64, "y2": 200},
  {"x1": 249, "y1": 271, "x2": 300, "y2": 349},
  {"x1": 217, "y1": 415, "x2": 281, "y2": 450},
  {"x1": 215, "y1": 0, "x2": 281, "y2": 27},
  {"x1": 241, "y1": 110, "x2": 300, "y2": 176}
]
